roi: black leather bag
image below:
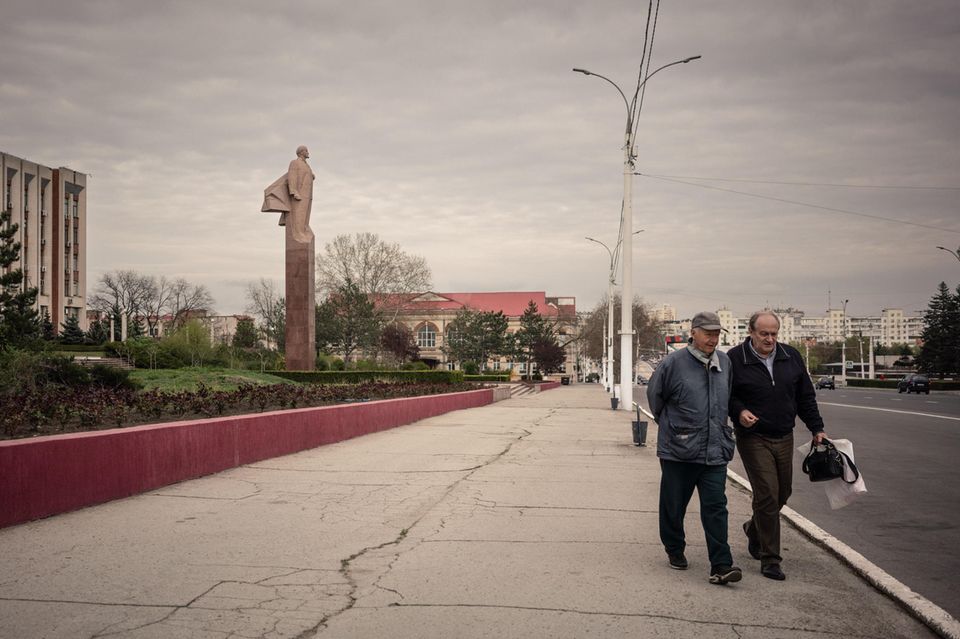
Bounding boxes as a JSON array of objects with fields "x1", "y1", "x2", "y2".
[{"x1": 802, "y1": 438, "x2": 859, "y2": 483}]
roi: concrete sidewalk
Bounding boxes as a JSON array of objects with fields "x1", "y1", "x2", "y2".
[{"x1": 0, "y1": 385, "x2": 935, "y2": 638}]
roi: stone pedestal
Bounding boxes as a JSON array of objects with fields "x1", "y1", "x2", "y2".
[{"x1": 284, "y1": 227, "x2": 315, "y2": 371}]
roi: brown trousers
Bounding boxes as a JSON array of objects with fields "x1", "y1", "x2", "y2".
[{"x1": 738, "y1": 431, "x2": 794, "y2": 567}]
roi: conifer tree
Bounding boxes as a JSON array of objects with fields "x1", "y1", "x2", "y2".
[
  {"x1": 918, "y1": 282, "x2": 960, "y2": 378},
  {"x1": 59, "y1": 314, "x2": 87, "y2": 345},
  {"x1": 0, "y1": 207, "x2": 41, "y2": 349}
]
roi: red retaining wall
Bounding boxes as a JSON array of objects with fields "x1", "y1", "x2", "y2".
[{"x1": 0, "y1": 388, "x2": 493, "y2": 529}]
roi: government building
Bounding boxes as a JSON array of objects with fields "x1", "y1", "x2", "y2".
[{"x1": 1, "y1": 151, "x2": 88, "y2": 333}]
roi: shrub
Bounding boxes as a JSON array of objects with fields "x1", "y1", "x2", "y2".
[
  {"x1": 401, "y1": 360, "x2": 430, "y2": 371},
  {"x1": 462, "y1": 361, "x2": 480, "y2": 375},
  {"x1": 268, "y1": 370, "x2": 465, "y2": 384},
  {"x1": 464, "y1": 374, "x2": 510, "y2": 382}
]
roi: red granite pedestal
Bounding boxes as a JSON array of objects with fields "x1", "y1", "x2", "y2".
[{"x1": 284, "y1": 227, "x2": 315, "y2": 371}]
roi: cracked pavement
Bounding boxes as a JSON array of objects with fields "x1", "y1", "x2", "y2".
[{"x1": 0, "y1": 386, "x2": 937, "y2": 638}]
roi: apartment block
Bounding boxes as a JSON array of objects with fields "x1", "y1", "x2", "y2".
[{"x1": 1, "y1": 151, "x2": 87, "y2": 333}]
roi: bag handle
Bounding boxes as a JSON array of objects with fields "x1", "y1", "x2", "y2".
[
  {"x1": 837, "y1": 450, "x2": 860, "y2": 484},
  {"x1": 802, "y1": 438, "x2": 860, "y2": 484}
]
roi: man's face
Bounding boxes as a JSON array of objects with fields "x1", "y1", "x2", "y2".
[
  {"x1": 691, "y1": 328, "x2": 720, "y2": 355},
  {"x1": 750, "y1": 314, "x2": 779, "y2": 356}
]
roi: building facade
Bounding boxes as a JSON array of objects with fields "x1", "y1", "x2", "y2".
[
  {"x1": 678, "y1": 305, "x2": 924, "y2": 349},
  {"x1": 385, "y1": 291, "x2": 578, "y2": 377},
  {"x1": 1, "y1": 151, "x2": 87, "y2": 333}
]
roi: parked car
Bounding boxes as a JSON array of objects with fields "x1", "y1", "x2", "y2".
[
  {"x1": 815, "y1": 376, "x2": 835, "y2": 390},
  {"x1": 898, "y1": 373, "x2": 930, "y2": 394},
  {"x1": 636, "y1": 374, "x2": 648, "y2": 385}
]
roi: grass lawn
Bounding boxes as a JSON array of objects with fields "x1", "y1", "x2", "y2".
[{"x1": 128, "y1": 367, "x2": 296, "y2": 392}]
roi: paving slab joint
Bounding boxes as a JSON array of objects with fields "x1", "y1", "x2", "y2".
[{"x1": 727, "y1": 468, "x2": 960, "y2": 639}]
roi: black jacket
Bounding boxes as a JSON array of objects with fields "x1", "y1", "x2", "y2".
[{"x1": 727, "y1": 339, "x2": 824, "y2": 439}]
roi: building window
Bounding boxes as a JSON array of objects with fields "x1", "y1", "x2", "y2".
[{"x1": 416, "y1": 323, "x2": 437, "y2": 348}]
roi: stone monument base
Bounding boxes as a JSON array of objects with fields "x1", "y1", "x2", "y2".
[{"x1": 284, "y1": 228, "x2": 315, "y2": 371}]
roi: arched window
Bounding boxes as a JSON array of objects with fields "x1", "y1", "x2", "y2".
[{"x1": 416, "y1": 322, "x2": 438, "y2": 348}]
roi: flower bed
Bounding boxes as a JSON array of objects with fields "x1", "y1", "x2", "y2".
[{"x1": 0, "y1": 381, "x2": 480, "y2": 440}]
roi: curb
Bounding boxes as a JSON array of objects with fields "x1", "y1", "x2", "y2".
[{"x1": 727, "y1": 469, "x2": 960, "y2": 639}]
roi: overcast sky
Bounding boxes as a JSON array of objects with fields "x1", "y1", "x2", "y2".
[{"x1": 2, "y1": 0, "x2": 958, "y2": 320}]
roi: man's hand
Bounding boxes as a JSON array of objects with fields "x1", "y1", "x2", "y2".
[
  {"x1": 739, "y1": 409, "x2": 759, "y2": 428},
  {"x1": 813, "y1": 431, "x2": 827, "y2": 444},
  {"x1": 292, "y1": 193, "x2": 302, "y2": 201}
]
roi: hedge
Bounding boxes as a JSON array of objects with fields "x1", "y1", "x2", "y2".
[
  {"x1": 464, "y1": 374, "x2": 511, "y2": 382},
  {"x1": 268, "y1": 370, "x2": 465, "y2": 384},
  {"x1": 52, "y1": 344, "x2": 109, "y2": 353}
]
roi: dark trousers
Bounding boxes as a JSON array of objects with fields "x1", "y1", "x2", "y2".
[
  {"x1": 737, "y1": 432, "x2": 794, "y2": 567},
  {"x1": 659, "y1": 459, "x2": 733, "y2": 571}
]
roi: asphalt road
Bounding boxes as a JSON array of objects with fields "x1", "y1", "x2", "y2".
[{"x1": 636, "y1": 383, "x2": 960, "y2": 620}]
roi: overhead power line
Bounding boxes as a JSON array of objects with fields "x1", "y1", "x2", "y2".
[
  {"x1": 638, "y1": 173, "x2": 960, "y2": 235},
  {"x1": 640, "y1": 172, "x2": 960, "y2": 191}
]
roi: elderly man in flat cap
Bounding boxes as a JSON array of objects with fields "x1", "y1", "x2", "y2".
[{"x1": 647, "y1": 311, "x2": 741, "y2": 585}]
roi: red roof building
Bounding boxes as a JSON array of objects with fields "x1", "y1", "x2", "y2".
[{"x1": 381, "y1": 291, "x2": 578, "y2": 377}]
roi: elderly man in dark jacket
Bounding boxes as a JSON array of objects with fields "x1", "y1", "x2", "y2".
[
  {"x1": 728, "y1": 310, "x2": 827, "y2": 581},
  {"x1": 647, "y1": 311, "x2": 741, "y2": 585}
]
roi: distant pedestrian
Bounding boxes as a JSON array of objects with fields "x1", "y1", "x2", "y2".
[
  {"x1": 647, "y1": 311, "x2": 741, "y2": 585},
  {"x1": 728, "y1": 310, "x2": 828, "y2": 581}
]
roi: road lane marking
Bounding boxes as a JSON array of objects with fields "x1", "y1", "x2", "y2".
[{"x1": 819, "y1": 402, "x2": 960, "y2": 421}]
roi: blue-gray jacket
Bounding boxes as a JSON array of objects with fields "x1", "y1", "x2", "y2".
[{"x1": 646, "y1": 347, "x2": 735, "y2": 465}]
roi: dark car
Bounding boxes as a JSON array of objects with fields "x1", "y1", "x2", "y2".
[
  {"x1": 898, "y1": 374, "x2": 931, "y2": 394},
  {"x1": 815, "y1": 376, "x2": 835, "y2": 390},
  {"x1": 636, "y1": 374, "x2": 648, "y2": 385}
]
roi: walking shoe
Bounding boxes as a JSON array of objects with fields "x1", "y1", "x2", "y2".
[
  {"x1": 667, "y1": 552, "x2": 688, "y2": 570},
  {"x1": 761, "y1": 564, "x2": 786, "y2": 581},
  {"x1": 743, "y1": 521, "x2": 761, "y2": 560},
  {"x1": 709, "y1": 565, "x2": 742, "y2": 585}
]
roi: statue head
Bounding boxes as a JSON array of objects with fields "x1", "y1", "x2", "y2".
[{"x1": 296, "y1": 145, "x2": 309, "y2": 159}]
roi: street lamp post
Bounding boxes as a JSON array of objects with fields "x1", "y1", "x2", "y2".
[
  {"x1": 586, "y1": 236, "x2": 617, "y2": 399},
  {"x1": 574, "y1": 55, "x2": 701, "y2": 411},
  {"x1": 841, "y1": 299, "x2": 849, "y2": 387},
  {"x1": 936, "y1": 246, "x2": 960, "y2": 263}
]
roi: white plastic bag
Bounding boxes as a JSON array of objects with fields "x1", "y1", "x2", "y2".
[{"x1": 796, "y1": 438, "x2": 867, "y2": 510}]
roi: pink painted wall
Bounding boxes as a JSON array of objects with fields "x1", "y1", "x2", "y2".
[{"x1": 0, "y1": 388, "x2": 493, "y2": 529}]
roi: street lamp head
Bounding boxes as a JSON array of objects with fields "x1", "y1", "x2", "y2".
[
  {"x1": 572, "y1": 68, "x2": 592, "y2": 76},
  {"x1": 681, "y1": 55, "x2": 702, "y2": 63}
]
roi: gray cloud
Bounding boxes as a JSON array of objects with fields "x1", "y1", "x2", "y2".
[{"x1": 1, "y1": 0, "x2": 957, "y2": 320}]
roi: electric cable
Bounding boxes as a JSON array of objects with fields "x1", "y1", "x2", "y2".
[
  {"x1": 640, "y1": 172, "x2": 960, "y2": 191},
  {"x1": 639, "y1": 173, "x2": 960, "y2": 234}
]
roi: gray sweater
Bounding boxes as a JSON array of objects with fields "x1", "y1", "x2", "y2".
[{"x1": 646, "y1": 347, "x2": 735, "y2": 465}]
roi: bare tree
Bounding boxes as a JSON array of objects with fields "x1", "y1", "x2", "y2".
[
  {"x1": 315, "y1": 233, "x2": 431, "y2": 321},
  {"x1": 166, "y1": 278, "x2": 214, "y2": 329},
  {"x1": 245, "y1": 278, "x2": 284, "y2": 350},
  {"x1": 90, "y1": 270, "x2": 155, "y2": 327},
  {"x1": 141, "y1": 276, "x2": 175, "y2": 337}
]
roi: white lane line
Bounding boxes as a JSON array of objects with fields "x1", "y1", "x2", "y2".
[
  {"x1": 819, "y1": 402, "x2": 960, "y2": 421},
  {"x1": 926, "y1": 401, "x2": 939, "y2": 404},
  {"x1": 890, "y1": 398, "x2": 902, "y2": 401}
]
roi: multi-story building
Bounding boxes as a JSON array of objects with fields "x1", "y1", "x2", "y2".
[
  {"x1": 1, "y1": 151, "x2": 87, "y2": 333},
  {"x1": 383, "y1": 291, "x2": 578, "y2": 377},
  {"x1": 652, "y1": 303, "x2": 677, "y2": 323},
  {"x1": 673, "y1": 306, "x2": 923, "y2": 350}
]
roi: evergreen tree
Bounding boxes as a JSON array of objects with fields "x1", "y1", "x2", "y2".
[
  {"x1": 59, "y1": 314, "x2": 87, "y2": 345},
  {"x1": 512, "y1": 301, "x2": 555, "y2": 377},
  {"x1": 41, "y1": 310, "x2": 55, "y2": 341},
  {"x1": 232, "y1": 316, "x2": 258, "y2": 348},
  {"x1": 316, "y1": 280, "x2": 382, "y2": 362},
  {"x1": 86, "y1": 318, "x2": 111, "y2": 345},
  {"x1": 0, "y1": 206, "x2": 41, "y2": 349},
  {"x1": 443, "y1": 309, "x2": 508, "y2": 369},
  {"x1": 918, "y1": 282, "x2": 960, "y2": 378}
]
